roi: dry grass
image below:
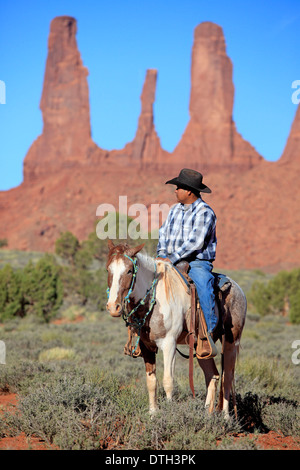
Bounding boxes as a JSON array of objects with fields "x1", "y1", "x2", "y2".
[{"x1": 0, "y1": 250, "x2": 299, "y2": 449}]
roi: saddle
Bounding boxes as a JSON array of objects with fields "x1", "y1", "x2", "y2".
[
  {"x1": 175, "y1": 260, "x2": 231, "y2": 360},
  {"x1": 123, "y1": 261, "x2": 232, "y2": 361}
]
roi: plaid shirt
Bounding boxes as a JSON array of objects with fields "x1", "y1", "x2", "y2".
[{"x1": 157, "y1": 198, "x2": 217, "y2": 264}]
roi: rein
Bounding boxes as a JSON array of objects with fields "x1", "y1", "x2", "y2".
[{"x1": 107, "y1": 253, "x2": 158, "y2": 356}]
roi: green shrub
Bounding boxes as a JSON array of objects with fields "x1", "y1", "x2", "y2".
[
  {"x1": 262, "y1": 401, "x2": 300, "y2": 437},
  {"x1": 0, "y1": 238, "x2": 8, "y2": 248},
  {"x1": 290, "y1": 290, "x2": 300, "y2": 324},
  {"x1": 0, "y1": 255, "x2": 63, "y2": 322},
  {"x1": 22, "y1": 255, "x2": 63, "y2": 321},
  {"x1": 55, "y1": 231, "x2": 80, "y2": 265},
  {"x1": 0, "y1": 265, "x2": 23, "y2": 319},
  {"x1": 248, "y1": 268, "x2": 300, "y2": 323},
  {"x1": 237, "y1": 356, "x2": 293, "y2": 395}
]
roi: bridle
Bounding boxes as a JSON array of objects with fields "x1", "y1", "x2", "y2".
[
  {"x1": 107, "y1": 252, "x2": 158, "y2": 355},
  {"x1": 106, "y1": 253, "x2": 138, "y2": 307}
]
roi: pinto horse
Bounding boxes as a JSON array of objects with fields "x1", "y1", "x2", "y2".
[{"x1": 106, "y1": 241, "x2": 247, "y2": 418}]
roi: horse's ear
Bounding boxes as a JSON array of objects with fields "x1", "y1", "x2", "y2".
[
  {"x1": 128, "y1": 243, "x2": 145, "y2": 258},
  {"x1": 108, "y1": 239, "x2": 115, "y2": 251}
]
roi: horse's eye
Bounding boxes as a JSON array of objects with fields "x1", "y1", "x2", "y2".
[{"x1": 127, "y1": 269, "x2": 133, "y2": 274}]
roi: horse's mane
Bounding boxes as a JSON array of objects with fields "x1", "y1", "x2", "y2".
[
  {"x1": 108, "y1": 243, "x2": 189, "y2": 302},
  {"x1": 136, "y1": 251, "x2": 156, "y2": 274},
  {"x1": 155, "y1": 259, "x2": 189, "y2": 302},
  {"x1": 132, "y1": 247, "x2": 190, "y2": 302}
]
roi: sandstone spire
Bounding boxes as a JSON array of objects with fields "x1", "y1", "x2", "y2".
[
  {"x1": 23, "y1": 16, "x2": 99, "y2": 181},
  {"x1": 173, "y1": 22, "x2": 262, "y2": 170},
  {"x1": 130, "y1": 69, "x2": 164, "y2": 166},
  {"x1": 280, "y1": 104, "x2": 300, "y2": 164}
]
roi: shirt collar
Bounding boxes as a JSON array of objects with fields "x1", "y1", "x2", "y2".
[{"x1": 180, "y1": 197, "x2": 202, "y2": 211}]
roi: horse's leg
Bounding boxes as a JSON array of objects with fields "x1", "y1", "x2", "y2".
[
  {"x1": 140, "y1": 341, "x2": 157, "y2": 414},
  {"x1": 221, "y1": 341, "x2": 237, "y2": 419},
  {"x1": 197, "y1": 357, "x2": 219, "y2": 412},
  {"x1": 161, "y1": 336, "x2": 176, "y2": 401}
]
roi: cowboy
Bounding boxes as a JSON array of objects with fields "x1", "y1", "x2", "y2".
[{"x1": 156, "y1": 168, "x2": 218, "y2": 357}]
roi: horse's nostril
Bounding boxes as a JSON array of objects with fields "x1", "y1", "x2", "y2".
[{"x1": 107, "y1": 302, "x2": 122, "y2": 317}]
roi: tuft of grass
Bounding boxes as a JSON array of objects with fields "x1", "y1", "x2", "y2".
[
  {"x1": 38, "y1": 347, "x2": 75, "y2": 362},
  {"x1": 236, "y1": 355, "x2": 296, "y2": 396},
  {"x1": 58, "y1": 305, "x2": 86, "y2": 322},
  {"x1": 262, "y1": 400, "x2": 300, "y2": 437}
]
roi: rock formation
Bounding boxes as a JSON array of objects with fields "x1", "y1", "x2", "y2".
[
  {"x1": 23, "y1": 16, "x2": 103, "y2": 182},
  {"x1": 23, "y1": 18, "x2": 262, "y2": 180},
  {"x1": 172, "y1": 22, "x2": 262, "y2": 170},
  {"x1": 0, "y1": 17, "x2": 299, "y2": 272},
  {"x1": 130, "y1": 69, "x2": 167, "y2": 167},
  {"x1": 110, "y1": 69, "x2": 168, "y2": 168},
  {"x1": 280, "y1": 103, "x2": 300, "y2": 164}
]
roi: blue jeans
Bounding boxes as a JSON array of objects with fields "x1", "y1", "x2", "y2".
[{"x1": 188, "y1": 259, "x2": 217, "y2": 334}]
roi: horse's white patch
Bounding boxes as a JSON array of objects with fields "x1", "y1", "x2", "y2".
[{"x1": 108, "y1": 258, "x2": 126, "y2": 304}]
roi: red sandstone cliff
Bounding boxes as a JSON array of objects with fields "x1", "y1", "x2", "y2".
[
  {"x1": 172, "y1": 22, "x2": 262, "y2": 170},
  {"x1": 280, "y1": 103, "x2": 300, "y2": 165},
  {"x1": 23, "y1": 16, "x2": 104, "y2": 182},
  {"x1": 23, "y1": 18, "x2": 261, "y2": 178},
  {"x1": 0, "y1": 16, "x2": 299, "y2": 272},
  {"x1": 109, "y1": 68, "x2": 169, "y2": 168},
  {"x1": 131, "y1": 69, "x2": 168, "y2": 166}
]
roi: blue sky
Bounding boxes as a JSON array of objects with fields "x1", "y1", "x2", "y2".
[{"x1": 0, "y1": 0, "x2": 299, "y2": 190}]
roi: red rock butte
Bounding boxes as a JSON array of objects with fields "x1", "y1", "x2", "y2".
[{"x1": 1, "y1": 16, "x2": 300, "y2": 272}]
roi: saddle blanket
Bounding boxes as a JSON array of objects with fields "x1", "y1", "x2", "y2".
[{"x1": 173, "y1": 265, "x2": 231, "y2": 293}]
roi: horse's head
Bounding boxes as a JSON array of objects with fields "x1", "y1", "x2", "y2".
[{"x1": 106, "y1": 240, "x2": 145, "y2": 317}]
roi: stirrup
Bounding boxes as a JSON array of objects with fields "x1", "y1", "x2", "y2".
[{"x1": 196, "y1": 333, "x2": 217, "y2": 359}]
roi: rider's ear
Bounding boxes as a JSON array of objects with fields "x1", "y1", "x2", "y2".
[{"x1": 128, "y1": 243, "x2": 145, "y2": 258}]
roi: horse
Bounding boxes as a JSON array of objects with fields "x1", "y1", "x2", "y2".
[{"x1": 106, "y1": 240, "x2": 247, "y2": 418}]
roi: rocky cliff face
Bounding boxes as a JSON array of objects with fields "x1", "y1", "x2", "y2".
[
  {"x1": 172, "y1": 22, "x2": 262, "y2": 170},
  {"x1": 122, "y1": 69, "x2": 169, "y2": 168},
  {"x1": 1, "y1": 16, "x2": 300, "y2": 272},
  {"x1": 23, "y1": 17, "x2": 262, "y2": 179},
  {"x1": 280, "y1": 103, "x2": 300, "y2": 165},
  {"x1": 23, "y1": 16, "x2": 103, "y2": 182}
]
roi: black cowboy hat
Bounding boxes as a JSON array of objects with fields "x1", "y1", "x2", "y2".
[{"x1": 166, "y1": 168, "x2": 211, "y2": 194}]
